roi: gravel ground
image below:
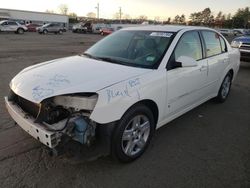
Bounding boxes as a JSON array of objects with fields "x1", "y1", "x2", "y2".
[{"x1": 0, "y1": 32, "x2": 249, "y2": 188}]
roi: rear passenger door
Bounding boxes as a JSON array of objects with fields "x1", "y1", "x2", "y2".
[{"x1": 201, "y1": 31, "x2": 229, "y2": 93}]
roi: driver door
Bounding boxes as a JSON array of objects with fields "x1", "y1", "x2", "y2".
[
  {"x1": 166, "y1": 31, "x2": 208, "y2": 115},
  {"x1": 8, "y1": 21, "x2": 18, "y2": 31}
]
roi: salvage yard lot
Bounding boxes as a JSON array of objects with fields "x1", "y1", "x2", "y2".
[{"x1": 0, "y1": 32, "x2": 249, "y2": 188}]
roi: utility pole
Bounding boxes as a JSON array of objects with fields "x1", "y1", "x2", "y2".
[
  {"x1": 95, "y1": 3, "x2": 99, "y2": 19},
  {"x1": 119, "y1": 7, "x2": 122, "y2": 23}
]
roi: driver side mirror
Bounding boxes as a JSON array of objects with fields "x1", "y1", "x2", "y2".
[{"x1": 176, "y1": 56, "x2": 198, "y2": 67}]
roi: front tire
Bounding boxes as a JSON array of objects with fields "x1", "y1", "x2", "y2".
[
  {"x1": 216, "y1": 72, "x2": 233, "y2": 103},
  {"x1": 17, "y1": 28, "x2": 24, "y2": 34},
  {"x1": 111, "y1": 104, "x2": 155, "y2": 162}
]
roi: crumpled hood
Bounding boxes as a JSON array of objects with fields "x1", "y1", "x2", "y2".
[{"x1": 11, "y1": 55, "x2": 151, "y2": 103}]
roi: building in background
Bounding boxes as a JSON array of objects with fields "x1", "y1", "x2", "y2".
[{"x1": 0, "y1": 8, "x2": 68, "y2": 27}]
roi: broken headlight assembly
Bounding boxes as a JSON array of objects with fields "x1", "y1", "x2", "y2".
[{"x1": 37, "y1": 93, "x2": 98, "y2": 145}]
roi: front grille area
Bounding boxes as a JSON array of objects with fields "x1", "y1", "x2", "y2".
[
  {"x1": 9, "y1": 90, "x2": 40, "y2": 119},
  {"x1": 240, "y1": 43, "x2": 250, "y2": 50}
]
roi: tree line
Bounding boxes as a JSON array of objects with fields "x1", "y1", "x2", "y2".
[
  {"x1": 47, "y1": 4, "x2": 250, "y2": 29},
  {"x1": 164, "y1": 7, "x2": 250, "y2": 28}
]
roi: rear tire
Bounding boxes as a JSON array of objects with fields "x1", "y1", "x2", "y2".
[
  {"x1": 216, "y1": 72, "x2": 233, "y2": 103},
  {"x1": 111, "y1": 104, "x2": 155, "y2": 163}
]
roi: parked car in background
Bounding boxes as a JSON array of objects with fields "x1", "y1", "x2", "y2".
[
  {"x1": 218, "y1": 29, "x2": 234, "y2": 36},
  {"x1": 231, "y1": 30, "x2": 250, "y2": 61},
  {"x1": 100, "y1": 27, "x2": 114, "y2": 35},
  {"x1": 37, "y1": 23, "x2": 66, "y2": 34},
  {"x1": 72, "y1": 22, "x2": 92, "y2": 33},
  {"x1": 5, "y1": 26, "x2": 240, "y2": 162},
  {"x1": 92, "y1": 26, "x2": 102, "y2": 34},
  {"x1": 0, "y1": 20, "x2": 27, "y2": 34},
  {"x1": 26, "y1": 23, "x2": 41, "y2": 32},
  {"x1": 233, "y1": 29, "x2": 250, "y2": 36}
]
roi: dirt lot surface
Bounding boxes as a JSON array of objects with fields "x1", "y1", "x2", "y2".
[{"x1": 0, "y1": 32, "x2": 249, "y2": 188}]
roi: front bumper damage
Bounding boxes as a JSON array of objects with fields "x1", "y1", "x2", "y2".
[
  {"x1": 5, "y1": 93, "x2": 115, "y2": 158},
  {"x1": 5, "y1": 97, "x2": 58, "y2": 148}
]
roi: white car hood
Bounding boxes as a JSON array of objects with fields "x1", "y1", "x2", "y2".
[{"x1": 11, "y1": 55, "x2": 151, "y2": 103}]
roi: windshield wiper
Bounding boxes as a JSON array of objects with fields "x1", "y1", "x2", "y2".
[
  {"x1": 82, "y1": 53, "x2": 127, "y2": 65},
  {"x1": 82, "y1": 53, "x2": 100, "y2": 60},
  {"x1": 96, "y1": 56, "x2": 128, "y2": 65}
]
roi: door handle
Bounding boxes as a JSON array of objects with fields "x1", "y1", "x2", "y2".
[{"x1": 199, "y1": 65, "x2": 207, "y2": 72}]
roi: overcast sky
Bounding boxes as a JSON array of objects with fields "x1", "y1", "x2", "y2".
[{"x1": 1, "y1": 0, "x2": 249, "y2": 19}]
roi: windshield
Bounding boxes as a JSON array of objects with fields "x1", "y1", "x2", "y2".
[
  {"x1": 84, "y1": 30, "x2": 175, "y2": 69},
  {"x1": 43, "y1": 23, "x2": 50, "y2": 27},
  {"x1": 245, "y1": 31, "x2": 250, "y2": 35}
]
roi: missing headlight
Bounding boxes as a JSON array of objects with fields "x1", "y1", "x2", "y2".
[{"x1": 35, "y1": 101, "x2": 70, "y2": 124}]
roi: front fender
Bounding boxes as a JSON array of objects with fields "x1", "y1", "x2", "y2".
[{"x1": 90, "y1": 70, "x2": 167, "y2": 125}]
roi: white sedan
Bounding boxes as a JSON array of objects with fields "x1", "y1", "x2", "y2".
[
  {"x1": 5, "y1": 25, "x2": 240, "y2": 162},
  {"x1": 0, "y1": 20, "x2": 28, "y2": 34}
]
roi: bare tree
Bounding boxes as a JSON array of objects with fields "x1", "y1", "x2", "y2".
[
  {"x1": 138, "y1": 15, "x2": 148, "y2": 21},
  {"x1": 58, "y1": 4, "x2": 69, "y2": 15}
]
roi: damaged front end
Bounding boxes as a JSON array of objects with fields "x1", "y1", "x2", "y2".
[{"x1": 6, "y1": 90, "x2": 99, "y2": 150}]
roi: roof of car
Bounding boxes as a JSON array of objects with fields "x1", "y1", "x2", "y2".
[{"x1": 122, "y1": 25, "x2": 214, "y2": 32}]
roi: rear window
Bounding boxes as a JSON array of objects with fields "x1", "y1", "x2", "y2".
[
  {"x1": 202, "y1": 31, "x2": 222, "y2": 57},
  {"x1": 219, "y1": 36, "x2": 227, "y2": 53}
]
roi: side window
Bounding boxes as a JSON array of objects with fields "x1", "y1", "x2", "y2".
[
  {"x1": 174, "y1": 31, "x2": 203, "y2": 61},
  {"x1": 219, "y1": 36, "x2": 227, "y2": 53},
  {"x1": 8, "y1": 22, "x2": 17, "y2": 26},
  {"x1": 1, "y1": 21, "x2": 8, "y2": 26},
  {"x1": 202, "y1": 31, "x2": 222, "y2": 57}
]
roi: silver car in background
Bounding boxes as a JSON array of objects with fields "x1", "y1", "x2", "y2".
[
  {"x1": 0, "y1": 20, "x2": 28, "y2": 34},
  {"x1": 37, "y1": 23, "x2": 66, "y2": 34}
]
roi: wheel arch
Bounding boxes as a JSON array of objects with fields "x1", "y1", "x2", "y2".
[
  {"x1": 228, "y1": 69, "x2": 234, "y2": 80},
  {"x1": 121, "y1": 99, "x2": 159, "y2": 128},
  {"x1": 216, "y1": 66, "x2": 235, "y2": 93}
]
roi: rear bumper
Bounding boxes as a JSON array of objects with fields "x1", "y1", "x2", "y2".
[{"x1": 4, "y1": 97, "x2": 59, "y2": 148}]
